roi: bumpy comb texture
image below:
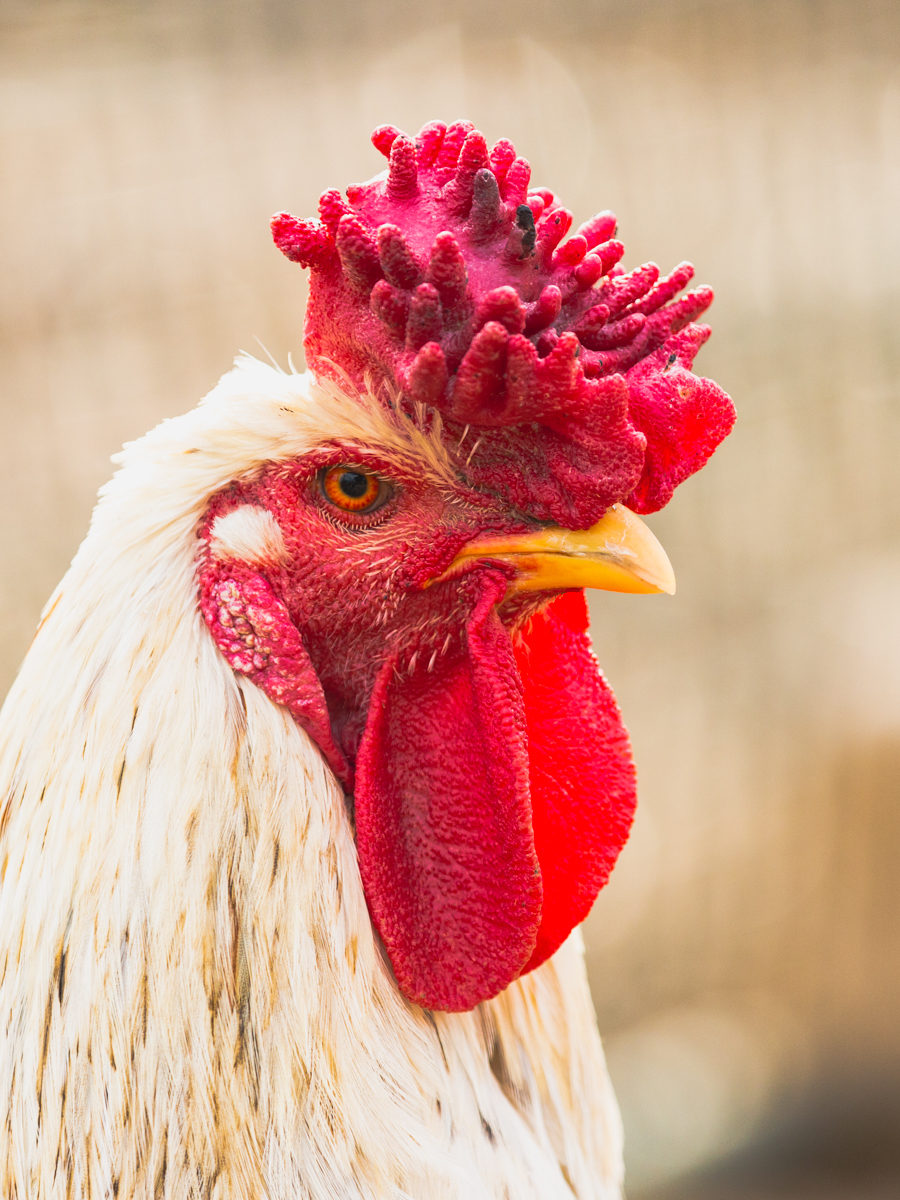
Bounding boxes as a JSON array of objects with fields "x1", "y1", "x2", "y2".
[{"x1": 272, "y1": 122, "x2": 735, "y2": 526}]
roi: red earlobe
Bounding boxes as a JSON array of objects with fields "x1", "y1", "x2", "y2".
[{"x1": 198, "y1": 561, "x2": 352, "y2": 788}]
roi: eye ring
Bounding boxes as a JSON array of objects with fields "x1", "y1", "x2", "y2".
[{"x1": 320, "y1": 465, "x2": 390, "y2": 514}]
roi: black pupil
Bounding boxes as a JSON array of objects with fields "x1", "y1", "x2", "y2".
[{"x1": 339, "y1": 471, "x2": 370, "y2": 499}]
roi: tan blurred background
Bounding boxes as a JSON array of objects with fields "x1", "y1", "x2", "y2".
[{"x1": 3, "y1": 0, "x2": 900, "y2": 1195}]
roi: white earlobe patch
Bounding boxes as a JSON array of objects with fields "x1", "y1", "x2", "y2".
[{"x1": 209, "y1": 506, "x2": 289, "y2": 567}]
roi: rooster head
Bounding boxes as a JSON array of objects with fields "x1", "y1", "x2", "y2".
[{"x1": 197, "y1": 122, "x2": 734, "y2": 1013}]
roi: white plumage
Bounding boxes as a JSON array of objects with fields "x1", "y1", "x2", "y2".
[{"x1": 0, "y1": 358, "x2": 622, "y2": 1199}]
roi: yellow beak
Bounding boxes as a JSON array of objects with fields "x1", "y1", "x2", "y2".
[{"x1": 432, "y1": 503, "x2": 676, "y2": 596}]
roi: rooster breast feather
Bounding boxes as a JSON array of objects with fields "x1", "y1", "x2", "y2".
[{"x1": 0, "y1": 360, "x2": 622, "y2": 1200}]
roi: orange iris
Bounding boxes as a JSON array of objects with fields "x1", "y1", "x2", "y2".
[{"x1": 322, "y1": 466, "x2": 382, "y2": 512}]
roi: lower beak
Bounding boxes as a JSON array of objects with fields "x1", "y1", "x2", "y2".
[{"x1": 433, "y1": 503, "x2": 676, "y2": 596}]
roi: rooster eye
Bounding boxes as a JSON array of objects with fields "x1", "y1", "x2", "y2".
[{"x1": 320, "y1": 465, "x2": 389, "y2": 514}]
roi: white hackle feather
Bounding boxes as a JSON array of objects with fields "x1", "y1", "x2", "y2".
[{"x1": 0, "y1": 357, "x2": 623, "y2": 1199}]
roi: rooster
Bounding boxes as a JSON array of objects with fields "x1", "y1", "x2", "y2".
[{"x1": 0, "y1": 122, "x2": 733, "y2": 1199}]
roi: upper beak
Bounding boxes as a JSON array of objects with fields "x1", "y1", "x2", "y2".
[{"x1": 431, "y1": 503, "x2": 676, "y2": 596}]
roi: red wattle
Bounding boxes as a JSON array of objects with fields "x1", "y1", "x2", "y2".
[
  {"x1": 516, "y1": 590, "x2": 636, "y2": 972},
  {"x1": 354, "y1": 571, "x2": 542, "y2": 1012},
  {"x1": 353, "y1": 581, "x2": 635, "y2": 1012}
]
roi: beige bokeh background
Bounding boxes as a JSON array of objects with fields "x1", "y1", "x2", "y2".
[{"x1": 3, "y1": 1, "x2": 900, "y2": 1194}]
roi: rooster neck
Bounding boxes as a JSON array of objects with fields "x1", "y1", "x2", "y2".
[{"x1": 0, "y1": 359, "x2": 622, "y2": 1200}]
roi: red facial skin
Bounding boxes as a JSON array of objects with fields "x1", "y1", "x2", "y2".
[{"x1": 198, "y1": 448, "x2": 636, "y2": 1012}]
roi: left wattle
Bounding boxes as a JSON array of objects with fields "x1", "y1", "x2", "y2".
[{"x1": 354, "y1": 569, "x2": 542, "y2": 1012}]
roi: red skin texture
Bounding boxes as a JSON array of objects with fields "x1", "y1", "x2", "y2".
[
  {"x1": 271, "y1": 122, "x2": 736, "y2": 527},
  {"x1": 197, "y1": 453, "x2": 635, "y2": 1012}
]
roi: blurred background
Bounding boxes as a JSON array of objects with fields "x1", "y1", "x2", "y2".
[{"x1": 2, "y1": 0, "x2": 900, "y2": 1195}]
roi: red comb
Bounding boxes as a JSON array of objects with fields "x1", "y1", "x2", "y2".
[{"x1": 272, "y1": 123, "x2": 734, "y2": 526}]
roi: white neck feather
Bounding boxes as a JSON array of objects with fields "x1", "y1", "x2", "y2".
[{"x1": 0, "y1": 360, "x2": 622, "y2": 1199}]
